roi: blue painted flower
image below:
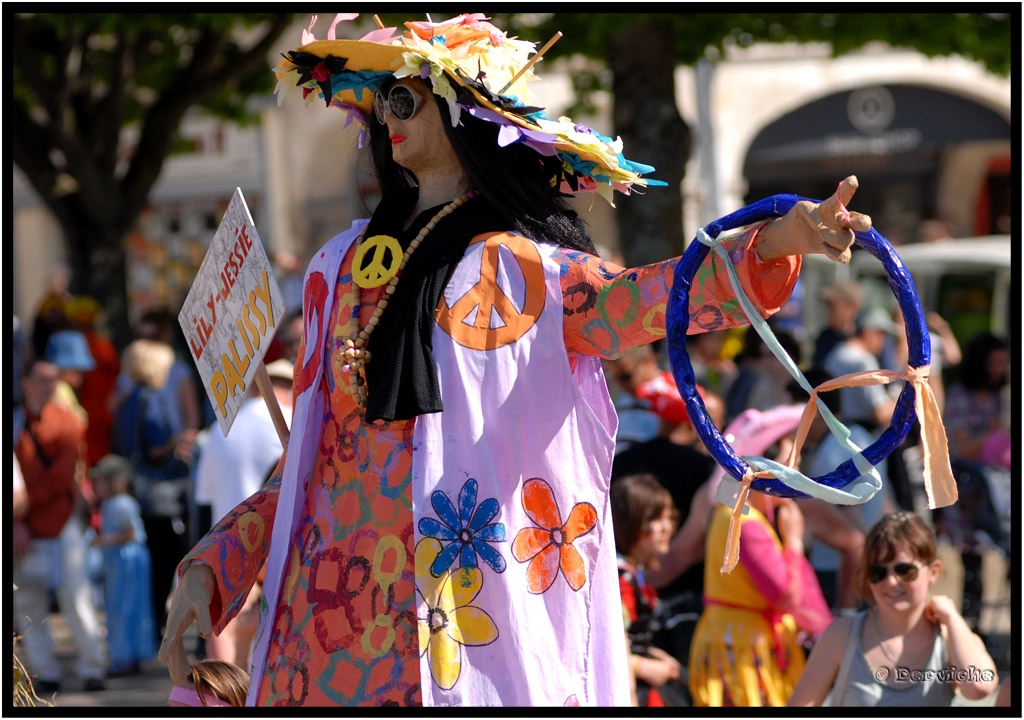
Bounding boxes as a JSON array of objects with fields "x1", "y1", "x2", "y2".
[{"x1": 418, "y1": 478, "x2": 507, "y2": 576}]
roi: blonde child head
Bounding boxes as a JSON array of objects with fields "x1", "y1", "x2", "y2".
[{"x1": 121, "y1": 338, "x2": 175, "y2": 389}]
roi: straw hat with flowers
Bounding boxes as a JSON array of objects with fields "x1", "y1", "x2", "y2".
[{"x1": 274, "y1": 13, "x2": 663, "y2": 205}]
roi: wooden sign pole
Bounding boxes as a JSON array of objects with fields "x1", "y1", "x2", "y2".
[{"x1": 254, "y1": 362, "x2": 291, "y2": 449}]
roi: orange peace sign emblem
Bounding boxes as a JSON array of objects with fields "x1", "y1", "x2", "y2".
[
  {"x1": 353, "y1": 234, "x2": 402, "y2": 289},
  {"x1": 437, "y1": 233, "x2": 546, "y2": 350}
]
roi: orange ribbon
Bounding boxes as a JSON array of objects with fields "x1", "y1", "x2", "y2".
[
  {"x1": 721, "y1": 468, "x2": 774, "y2": 574},
  {"x1": 721, "y1": 364, "x2": 957, "y2": 574}
]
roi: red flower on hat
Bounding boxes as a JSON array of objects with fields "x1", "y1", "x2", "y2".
[{"x1": 311, "y1": 62, "x2": 331, "y2": 83}]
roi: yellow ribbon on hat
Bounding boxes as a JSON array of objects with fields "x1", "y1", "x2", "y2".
[{"x1": 720, "y1": 364, "x2": 957, "y2": 574}]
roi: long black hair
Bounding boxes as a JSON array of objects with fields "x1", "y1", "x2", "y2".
[{"x1": 368, "y1": 76, "x2": 596, "y2": 253}]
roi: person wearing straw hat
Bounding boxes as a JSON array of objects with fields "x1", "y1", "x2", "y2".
[{"x1": 159, "y1": 13, "x2": 870, "y2": 706}]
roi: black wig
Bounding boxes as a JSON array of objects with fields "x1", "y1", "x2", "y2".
[{"x1": 368, "y1": 76, "x2": 596, "y2": 253}]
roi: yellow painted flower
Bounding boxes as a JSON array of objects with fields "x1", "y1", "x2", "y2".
[{"x1": 415, "y1": 537, "x2": 499, "y2": 690}]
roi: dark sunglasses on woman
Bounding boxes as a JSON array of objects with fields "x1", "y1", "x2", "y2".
[{"x1": 868, "y1": 561, "x2": 921, "y2": 584}]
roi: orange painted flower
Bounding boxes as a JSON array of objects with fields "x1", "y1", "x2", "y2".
[{"x1": 511, "y1": 478, "x2": 597, "y2": 594}]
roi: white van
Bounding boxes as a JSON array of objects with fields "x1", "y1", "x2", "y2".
[{"x1": 799, "y1": 235, "x2": 1012, "y2": 353}]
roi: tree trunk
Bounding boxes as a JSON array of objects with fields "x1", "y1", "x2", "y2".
[
  {"x1": 608, "y1": 18, "x2": 692, "y2": 268},
  {"x1": 55, "y1": 198, "x2": 133, "y2": 352}
]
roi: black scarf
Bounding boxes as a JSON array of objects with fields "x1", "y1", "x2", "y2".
[{"x1": 361, "y1": 189, "x2": 511, "y2": 422}]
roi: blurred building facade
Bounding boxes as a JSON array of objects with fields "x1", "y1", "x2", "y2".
[
  {"x1": 680, "y1": 42, "x2": 1011, "y2": 244},
  {"x1": 11, "y1": 19, "x2": 1011, "y2": 331}
]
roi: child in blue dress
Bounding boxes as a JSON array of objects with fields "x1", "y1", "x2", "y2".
[{"x1": 90, "y1": 455, "x2": 157, "y2": 676}]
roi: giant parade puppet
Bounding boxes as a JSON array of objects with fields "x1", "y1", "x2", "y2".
[{"x1": 159, "y1": 13, "x2": 956, "y2": 707}]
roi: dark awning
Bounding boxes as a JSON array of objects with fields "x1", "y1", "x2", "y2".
[{"x1": 744, "y1": 84, "x2": 1010, "y2": 179}]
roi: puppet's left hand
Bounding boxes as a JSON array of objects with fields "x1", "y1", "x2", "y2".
[{"x1": 755, "y1": 175, "x2": 871, "y2": 263}]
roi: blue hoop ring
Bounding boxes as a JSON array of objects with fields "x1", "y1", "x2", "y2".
[{"x1": 666, "y1": 194, "x2": 931, "y2": 498}]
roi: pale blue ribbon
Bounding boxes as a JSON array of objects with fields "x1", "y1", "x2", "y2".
[{"x1": 696, "y1": 227, "x2": 881, "y2": 506}]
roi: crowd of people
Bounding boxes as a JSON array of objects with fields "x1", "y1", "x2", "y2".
[
  {"x1": 16, "y1": 268, "x2": 1002, "y2": 707},
  {"x1": 12, "y1": 273, "x2": 301, "y2": 701},
  {"x1": 603, "y1": 284, "x2": 1011, "y2": 707}
]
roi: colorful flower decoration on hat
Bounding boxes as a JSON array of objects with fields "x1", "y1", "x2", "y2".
[{"x1": 274, "y1": 13, "x2": 664, "y2": 204}]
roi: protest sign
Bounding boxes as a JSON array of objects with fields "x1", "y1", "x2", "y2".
[{"x1": 178, "y1": 188, "x2": 287, "y2": 436}]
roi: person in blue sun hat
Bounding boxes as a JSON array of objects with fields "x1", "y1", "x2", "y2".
[
  {"x1": 45, "y1": 329, "x2": 96, "y2": 371},
  {"x1": 44, "y1": 329, "x2": 95, "y2": 426}
]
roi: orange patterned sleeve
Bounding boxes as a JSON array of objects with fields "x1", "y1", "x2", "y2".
[
  {"x1": 179, "y1": 458, "x2": 284, "y2": 631},
  {"x1": 556, "y1": 222, "x2": 800, "y2": 358}
]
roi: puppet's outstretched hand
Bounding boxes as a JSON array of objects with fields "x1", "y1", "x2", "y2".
[
  {"x1": 755, "y1": 175, "x2": 871, "y2": 263},
  {"x1": 157, "y1": 562, "x2": 215, "y2": 685}
]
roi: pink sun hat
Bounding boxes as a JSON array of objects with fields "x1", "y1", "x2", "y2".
[
  {"x1": 707, "y1": 403, "x2": 807, "y2": 498},
  {"x1": 724, "y1": 404, "x2": 806, "y2": 458}
]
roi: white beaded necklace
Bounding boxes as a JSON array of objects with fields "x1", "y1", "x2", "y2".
[{"x1": 340, "y1": 192, "x2": 474, "y2": 409}]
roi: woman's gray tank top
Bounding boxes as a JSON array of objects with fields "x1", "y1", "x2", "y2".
[{"x1": 830, "y1": 610, "x2": 956, "y2": 707}]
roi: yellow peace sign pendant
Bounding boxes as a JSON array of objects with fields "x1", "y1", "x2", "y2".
[{"x1": 353, "y1": 234, "x2": 403, "y2": 289}]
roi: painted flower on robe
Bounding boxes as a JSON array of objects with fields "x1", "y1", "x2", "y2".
[
  {"x1": 415, "y1": 538, "x2": 499, "y2": 691},
  {"x1": 511, "y1": 478, "x2": 598, "y2": 594},
  {"x1": 418, "y1": 478, "x2": 507, "y2": 577}
]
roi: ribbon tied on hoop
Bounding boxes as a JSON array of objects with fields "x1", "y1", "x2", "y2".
[{"x1": 693, "y1": 227, "x2": 958, "y2": 574}]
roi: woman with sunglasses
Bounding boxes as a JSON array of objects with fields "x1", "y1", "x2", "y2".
[{"x1": 788, "y1": 512, "x2": 998, "y2": 706}]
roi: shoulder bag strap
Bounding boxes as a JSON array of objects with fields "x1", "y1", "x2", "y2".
[
  {"x1": 23, "y1": 421, "x2": 54, "y2": 469},
  {"x1": 20, "y1": 408, "x2": 81, "y2": 511},
  {"x1": 828, "y1": 611, "x2": 864, "y2": 707}
]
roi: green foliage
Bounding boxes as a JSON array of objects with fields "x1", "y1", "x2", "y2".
[
  {"x1": 723, "y1": 13, "x2": 1013, "y2": 76},
  {"x1": 12, "y1": 12, "x2": 297, "y2": 350},
  {"x1": 13, "y1": 13, "x2": 291, "y2": 129},
  {"x1": 495, "y1": 12, "x2": 1012, "y2": 88}
]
